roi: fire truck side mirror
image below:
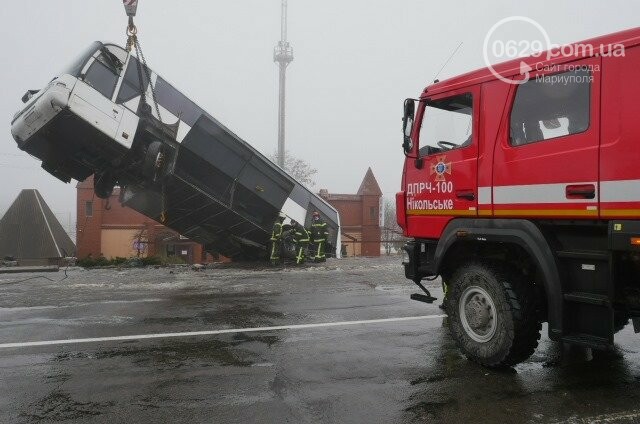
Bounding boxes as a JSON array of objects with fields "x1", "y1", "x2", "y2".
[{"x1": 402, "y1": 99, "x2": 415, "y2": 154}]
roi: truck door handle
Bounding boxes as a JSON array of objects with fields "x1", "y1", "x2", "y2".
[
  {"x1": 456, "y1": 190, "x2": 475, "y2": 201},
  {"x1": 566, "y1": 184, "x2": 596, "y2": 199}
]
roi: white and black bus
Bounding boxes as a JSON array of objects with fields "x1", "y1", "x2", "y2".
[{"x1": 11, "y1": 41, "x2": 341, "y2": 260}]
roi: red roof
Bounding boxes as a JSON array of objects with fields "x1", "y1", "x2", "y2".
[{"x1": 425, "y1": 26, "x2": 640, "y2": 96}]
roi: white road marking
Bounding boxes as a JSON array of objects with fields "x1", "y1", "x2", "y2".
[
  {"x1": 0, "y1": 315, "x2": 445, "y2": 349},
  {"x1": 0, "y1": 299, "x2": 164, "y2": 312},
  {"x1": 554, "y1": 410, "x2": 640, "y2": 423}
]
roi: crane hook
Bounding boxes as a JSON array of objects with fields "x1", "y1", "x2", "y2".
[
  {"x1": 123, "y1": 1, "x2": 139, "y2": 51},
  {"x1": 122, "y1": 0, "x2": 138, "y2": 18}
]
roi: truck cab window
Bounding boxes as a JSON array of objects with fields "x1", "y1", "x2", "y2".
[
  {"x1": 510, "y1": 68, "x2": 591, "y2": 146},
  {"x1": 83, "y1": 55, "x2": 120, "y2": 99},
  {"x1": 419, "y1": 94, "x2": 473, "y2": 158}
]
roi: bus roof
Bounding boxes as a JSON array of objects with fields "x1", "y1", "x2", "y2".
[{"x1": 423, "y1": 26, "x2": 640, "y2": 97}]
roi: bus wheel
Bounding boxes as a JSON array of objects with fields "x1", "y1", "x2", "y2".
[
  {"x1": 448, "y1": 261, "x2": 541, "y2": 367},
  {"x1": 142, "y1": 141, "x2": 164, "y2": 179},
  {"x1": 94, "y1": 171, "x2": 116, "y2": 199}
]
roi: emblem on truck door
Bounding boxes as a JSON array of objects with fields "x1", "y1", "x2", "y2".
[{"x1": 430, "y1": 155, "x2": 452, "y2": 182}]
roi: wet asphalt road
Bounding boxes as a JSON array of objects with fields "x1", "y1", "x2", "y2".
[{"x1": 1, "y1": 257, "x2": 640, "y2": 423}]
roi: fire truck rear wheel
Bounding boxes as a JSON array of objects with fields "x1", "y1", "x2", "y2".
[{"x1": 448, "y1": 261, "x2": 541, "y2": 368}]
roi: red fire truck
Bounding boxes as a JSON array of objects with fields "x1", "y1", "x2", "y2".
[{"x1": 398, "y1": 27, "x2": 640, "y2": 367}]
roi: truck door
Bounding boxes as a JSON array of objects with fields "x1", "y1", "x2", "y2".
[
  {"x1": 600, "y1": 47, "x2": 640, "y2": 218},
  {"x1": 492, "y1": 58, "x2": 600, "y2": 219},
  {"x1": 404, "y1": 86, "x2": 480, "y2": 239}
]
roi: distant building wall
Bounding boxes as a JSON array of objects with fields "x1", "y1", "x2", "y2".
[
  {"x1": 76, "y1": 176, "x2": 219, "y2": 264},
  {"x1": 100, "y1": 228, "x2": 142, "y2": 259},
  {"x1": 319, "y1": 168, "x2": 382, "y2": 257}
]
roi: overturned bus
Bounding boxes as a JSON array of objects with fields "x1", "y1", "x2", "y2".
[{"x1": 10, "y1": 41, "x2": 340, "y2": 260}]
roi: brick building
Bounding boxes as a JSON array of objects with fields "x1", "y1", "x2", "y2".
[
  {"x1": 320, "y1": 168, "x2": 382, "y2": 257},
  {"x1": 76, "y1": 176, "x2": 210, "y2": 264},
  {"x1": 77, "y1": 169, "x2": 382, "y2": 262}
]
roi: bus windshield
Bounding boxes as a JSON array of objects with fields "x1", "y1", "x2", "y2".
[{"x1": 58, "y1": 41, "x2": 102, "y2": 77}]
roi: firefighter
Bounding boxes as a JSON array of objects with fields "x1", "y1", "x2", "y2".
[
  {"x1": 290, "y1": 219, "x2": 310, "y2": 265},
  {"x1": 309, "y1": 211, "x2": 328, "y2": 262},
  {"x1": 270, "y1": 213, "x2": 286, "y2": 266}
]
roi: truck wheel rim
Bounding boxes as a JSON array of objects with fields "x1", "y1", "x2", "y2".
[{"x1": 459, "y1": 286, "x2": 497, "y2": 343}]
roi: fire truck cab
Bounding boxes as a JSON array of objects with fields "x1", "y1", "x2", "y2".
[{"x1": 398, "y1": 27, "x2": 640, "y2": 367}]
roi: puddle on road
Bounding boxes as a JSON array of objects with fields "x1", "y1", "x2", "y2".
[
  {"x1": 21, "y1": 391, "x2": 114, "y2": 421},
  {"x1": 201, "y1": 304, "x2": 285, "y2": 327},
  {"x1": 142, "y1": 303, "x2": 286, "y2": 329},
  {"x1": 44, "y1": 372, "x2": 72, "y2": 384},
  {"x1": 93, "y1": 339, "x2": 254, "y2": 368},
  {"x1": 405, "y1": 397, "x2": 459, "y2": 421},
  {"x1": 404, "y1": 323, "x2": 640, "y2": 423},
  {"x1": 53, "y1": 332, "x2": 283, "y2": 370}
]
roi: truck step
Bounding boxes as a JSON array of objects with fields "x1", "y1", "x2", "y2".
[
  {"x1": 410, "y1": 293, "x2": 437, "y2": 304},
  {"x1": 563, "y1": 292, "x2": 610, "y2": 306},
  {"x1": 555, "y1": 250, "x2": 609, "y2": 261},
  {"x1": 562, "y1": 333, "x2": 611, "y2": 349}
]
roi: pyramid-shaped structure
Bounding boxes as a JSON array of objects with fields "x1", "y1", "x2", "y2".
[
  {"x1": 0, "y1": 189, "x2": 75, "y2": 260},
  {"x1": 357, "y1": 168, "x2": 383, "y2": 197}
]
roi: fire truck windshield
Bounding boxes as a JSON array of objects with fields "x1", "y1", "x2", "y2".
[{"x1": 418, "y1": 93, "x2": 473, "y2": 157}]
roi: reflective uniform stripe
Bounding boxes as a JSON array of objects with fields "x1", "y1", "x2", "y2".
[
  {"x1": 270, "y1": 243, "x2": 280, "y2": 260},
  {"x1": 270, "y1": 221, "x2": 284, "y2": 261},
  {"x1": 271, "y1": 223, "x2": 283, "y2": 240},
  {"x1": 296, "y1": 247, "x2": 305, "y2": 263},
  {"x1": 311, "y1": 221, "x2": 328, "y2": 248}
]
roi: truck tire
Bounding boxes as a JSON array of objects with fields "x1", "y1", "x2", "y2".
[{"x1": 448, "y1": 261, "x2": 541, "y2": 367}]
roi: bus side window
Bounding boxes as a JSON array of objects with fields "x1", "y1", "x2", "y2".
[
  {"x1": 116, "y1": 57, "x2": 149, "y2": 104},
  {"x1": 155, "y1": 77, "x2": 204, "y2": 126},
  {"x1": 84, "y1": 57, "x2": 119, "y2": 99}
]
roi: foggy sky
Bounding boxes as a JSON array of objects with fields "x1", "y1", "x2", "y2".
[{"x1": 1, "y1": 1, "x2": 638, "y2": 239}]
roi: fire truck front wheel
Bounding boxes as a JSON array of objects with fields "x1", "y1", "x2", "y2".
[{"x1": 448, "y1": 261, "x2": 541, "y2": 368}]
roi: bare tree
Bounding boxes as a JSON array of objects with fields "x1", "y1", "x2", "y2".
[
  {"x1": 131, "y1": 226, "x2": 179, "y2": 259},
  {"x1": 131, "y1": 226, "x2": 149, "y2": 258},
  {"x1": 382, "y1": 199, "x2": 406, "y2": 255},
  {"x1": 269, "y1": 150, "x2": 318, "y2": 188}
]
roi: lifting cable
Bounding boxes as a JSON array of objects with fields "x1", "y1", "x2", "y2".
[
  {"x1": 123, "y1": 1, "x2": 162, "y2": 122},
  {"x1": 122, "y1": 1, "x2": 168, "y2": 224}
]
